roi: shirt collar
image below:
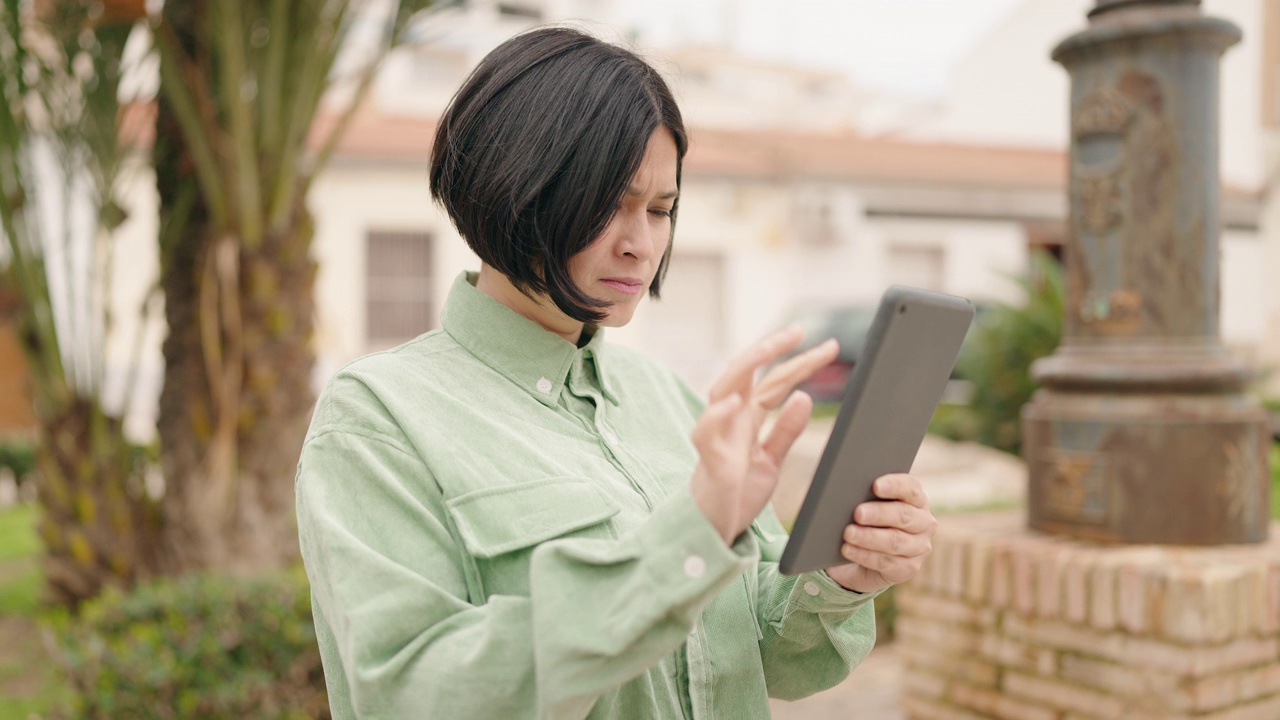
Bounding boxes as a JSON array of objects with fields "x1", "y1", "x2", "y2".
[{"x1": 441, "y1": 271, "x2": 620, "y2": 407}]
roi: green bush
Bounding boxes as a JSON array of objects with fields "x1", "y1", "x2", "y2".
[
  {"x1": 0, "y1": 437, "x2": 36, "y2": 488},
  {"x1": 949, "y1": 252, "x2": 1066, "y2": 456},
  {"x1": 48, "y1": 567, "x2": 329, "y2": 720}
]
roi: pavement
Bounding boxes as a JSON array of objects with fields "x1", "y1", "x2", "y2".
[{"x1": 765, "y1": 418, "x2": 1026, "y2": 719}]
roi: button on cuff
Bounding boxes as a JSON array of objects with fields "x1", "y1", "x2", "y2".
[{"x1": 792, "y1": 570, "x2": 883, "y2": 611}]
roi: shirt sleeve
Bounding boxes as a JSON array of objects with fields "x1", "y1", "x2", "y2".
[
  {"x1": 749, "y1": 505, "x2": 883, "y2": 701},
  {"x1": 296, "y1": 381, "x2": 757, "y2": 720}
]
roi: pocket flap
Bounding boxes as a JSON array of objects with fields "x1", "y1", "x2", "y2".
[{"x1": 445, "y1": 477, "x2": 620, "y2": 559}]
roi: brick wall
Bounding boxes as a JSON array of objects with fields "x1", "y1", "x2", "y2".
[
  {"x1": 0, "y1": 319, "x2": 36, "y2": 435},
  {"x1": 898, "y1": 511, "x2": 1280, "y2": 720}
]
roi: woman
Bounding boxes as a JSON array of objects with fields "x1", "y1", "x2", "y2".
[{"x1": 296, "y1": 26, "x2": 937, "y2": 720}]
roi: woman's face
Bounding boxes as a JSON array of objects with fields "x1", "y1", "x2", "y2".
[{"x1": 568, "y1": 127, "x2": 679, "y2": 328}]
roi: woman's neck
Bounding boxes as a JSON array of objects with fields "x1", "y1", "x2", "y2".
[{"x1": 475, "y1": 264, "x2": 585, "y2": 345}]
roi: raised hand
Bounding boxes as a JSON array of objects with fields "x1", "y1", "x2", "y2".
[{"x1": 689, "y1": 327, "x2": 838, "y2": 545}]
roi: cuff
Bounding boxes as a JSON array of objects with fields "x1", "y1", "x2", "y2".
[
  {"x1": 637, "y1": 486, "x2": 758, "y2": 611},
  {"x1": 788, "y1": 569, "x2": 885, "y2": 613}
]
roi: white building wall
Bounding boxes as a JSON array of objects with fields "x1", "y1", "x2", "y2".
[
  {"x1": 309, "y1": 161, "x2": 472, "y2": 385},
  {"x1": 104, "y1": 162, "x2": 164, "y2": 443},
  {"x1": 1221, "y1": 230, "x2": 1268, "y2": 353},
  {"x1": 910, "y1": 0, "x2": 1265, "y2": 191}
]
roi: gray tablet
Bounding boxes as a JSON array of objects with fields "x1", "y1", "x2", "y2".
[{"x1": 778, "y1": 286, "x2": 975, "y2": 576}]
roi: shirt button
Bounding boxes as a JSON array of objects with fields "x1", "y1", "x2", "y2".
[
  {"x1": 535, "y1": 377, "x2": 552, "y2": 393},
  {"x1": 683, "y1": 555, "x2": 706, "y2": 579},
  {"x1": 804, "y1": 580, "x2": 821, "y2": 597}
]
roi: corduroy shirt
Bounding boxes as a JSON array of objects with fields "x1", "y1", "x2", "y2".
[{"x1": 295, "y1": 271, "x2": 882, "y2": 719}]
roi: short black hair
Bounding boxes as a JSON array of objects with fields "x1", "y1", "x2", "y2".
[{"x1": 429, "y1": 26, "x2": 687, "y2": 324}]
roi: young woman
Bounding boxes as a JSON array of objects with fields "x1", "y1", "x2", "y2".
[{"x1": 296, "y1": 26, "x2": 937, "y2": 720}]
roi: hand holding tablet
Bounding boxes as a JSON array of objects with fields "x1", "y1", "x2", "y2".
[{"x1": 779, "y1": 287, "x2": 975, "y2": 591}]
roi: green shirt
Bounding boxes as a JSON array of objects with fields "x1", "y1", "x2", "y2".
[{"x1": 296, "y1": 271, "x2": 880, "y2": 720}]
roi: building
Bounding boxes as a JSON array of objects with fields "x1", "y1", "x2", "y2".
[{"x1": 72, "y1": 0, "x2": 1276, "y2": 441}]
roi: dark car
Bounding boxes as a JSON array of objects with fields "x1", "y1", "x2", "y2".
[{"x1": 777, "y1": 300, "x2": 988, "y2": 404}]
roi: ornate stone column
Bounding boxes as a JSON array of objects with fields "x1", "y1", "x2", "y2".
[{"x1": 1023, "y1": 0, "x2": 1269, "y2": 545}]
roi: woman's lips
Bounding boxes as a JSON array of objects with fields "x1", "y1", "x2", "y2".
[{"x1": 601, "y1": 279, "x2": 643, "y2": 296}]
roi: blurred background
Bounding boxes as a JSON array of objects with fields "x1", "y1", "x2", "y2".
[{"x1": 0, "y1": 0, "x2": 1275, "y2": 717}]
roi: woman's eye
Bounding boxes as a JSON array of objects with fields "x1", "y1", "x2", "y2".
[{"x1": 649, "y1": 208, "x2": 672, "y2": 219}]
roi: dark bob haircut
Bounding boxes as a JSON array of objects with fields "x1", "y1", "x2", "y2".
[{"x1": 429, "y1": 27, "x2": 688, "y2": 324}]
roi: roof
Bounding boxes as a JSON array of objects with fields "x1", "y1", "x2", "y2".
[
  {"x1": 313, "y1": 105, "x2": 1071, "y2": 191},
  {"x1": 125, "y1": 102, "x2": 1259, "y2": 205}
]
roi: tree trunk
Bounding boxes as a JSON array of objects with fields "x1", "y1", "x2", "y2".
[
  {"x1": 33, "y1": 397, "x2": 164, "y2": 607},
  {"x1": 154, "y1": 0, "x2": 316, "y2": 575}
]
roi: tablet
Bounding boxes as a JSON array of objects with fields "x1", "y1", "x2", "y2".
[{"x1": 778, "y1": 286, "x2": 975, "y2": 576}]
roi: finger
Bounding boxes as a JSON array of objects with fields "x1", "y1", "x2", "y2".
[
  {"x1": 871, "y1": 474, "x2": 930, "y2": 509},
  {"x1": 752, "y1": 339, "x2": 839, "y2": 409},
  {"x1": 853, "y1": 500, "x2": 938, "y2": 535},
  {"x1": 708, "y1": 326, "x2": 805, "y2": 402},
  {"x1": 691, "y1": 393, "x2": 743, "y2": 449},
  {"x1": 842, "y1": 524, "x2": 933, "y2": 558},
  {"x1": 839, "y1": 543, "x2": 923, "y2": 583},
  {"x1": 760, "y1": 391, "x2": 813, "y2": 466}
]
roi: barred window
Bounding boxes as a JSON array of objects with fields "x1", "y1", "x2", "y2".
[{"x1": 366, "y1": 230, "x2": 433, "y2": 348}]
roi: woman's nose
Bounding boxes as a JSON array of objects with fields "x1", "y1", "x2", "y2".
[{"x1": 615, "y1": 209, "x2": 654, "y2": 261}]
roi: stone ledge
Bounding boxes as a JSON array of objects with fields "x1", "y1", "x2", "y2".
[
  {"x1": 899, "y1": 511, "x2": 1280, "y2": 719},
  {"x1": 910, "y1": 510, "x2": 1280, "y2": 643}
]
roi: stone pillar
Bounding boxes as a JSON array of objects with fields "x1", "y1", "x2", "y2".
[
  {"x1": 899, "y1": 4, "x2": 1280, "y2": 718},
  {"x1": 1022, "y1": 0, "x2": 1269, "y2": 545}
]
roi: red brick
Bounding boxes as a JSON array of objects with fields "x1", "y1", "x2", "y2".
[
  {"x1": 1059, "y1": 654, "x2": 1190, "y2": 712},
  {"x1": 1089, "y1": 554, "x2": 1119, "y2": 631},
  {"x1": 1011, "y1": 545, "x2": 1036, "y2": 616},
  {"x1": 897, "y1": 591, "x2": 993, "y2": 628},
  {"x1": 901, "y1": 695, "x2": 988, "y2": 720},
  {"x1": 976, "y1": 634, "x2": 1056, "y2": 676},
  {"x1": 949, "y1": 681, "x2": 1058, "y2": 720},
  {"x1": 965, "y1": 539, "x2": 991, "y2": 603},
  {"x1": 989, "y1": 544, "x2": 1012, "y2": 609},
  {"x1": 1063, "y1": 550, "x2": 1091, "y2": 624},
  {"x1": 1005, "y1": 671, "x2": 1125, "y2": 718},
  {"x1": 898, "y1": 616, "x2": 981, "y2": 656},
  {"x1": 901, "y1": 642, "x2": 1000, "y2": 688},
  {"x1": 1002, "y1": 614, "x2": 1279, "y2": 676}
]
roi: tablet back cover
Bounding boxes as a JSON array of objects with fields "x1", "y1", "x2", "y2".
[{"x1": 779, "y1": 286, "x2": 974, "y2": 575}]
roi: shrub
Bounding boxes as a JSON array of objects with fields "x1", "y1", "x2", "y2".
[
  {"x1": 0, "y1": 437, "x2": 37, "y2": 489},
  {"x1": 951, "y1": 252, "x2": 1065, "y2": 457},
  {"x1": 48, "y1": 567, "x2": 329, "y2": 720}
]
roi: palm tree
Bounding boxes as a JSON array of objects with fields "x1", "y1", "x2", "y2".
[
  {"x1": 151, "y1": 0, "x2": 436, "y2": 574},
  {"x1": 0, "y1": 0, "x2": 162, "y2": 607}
]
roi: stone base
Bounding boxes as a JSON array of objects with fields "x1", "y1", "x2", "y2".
[{"x1": 897, "y1": 510, "x2": 1280, "y2": 720}]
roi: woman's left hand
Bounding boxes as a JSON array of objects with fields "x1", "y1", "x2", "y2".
[{"x1": 824, "y1": 473, "x2": 938, "y2": 595}]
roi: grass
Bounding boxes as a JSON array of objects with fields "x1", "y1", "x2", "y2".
[
  {"x1": 0, "y1": 503, "x2": 63, "y2": 720},
  {"x1": 0, "y1": 504, "x2": 37, "y2": 563}
]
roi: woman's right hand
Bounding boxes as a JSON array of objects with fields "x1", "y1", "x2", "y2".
[{"x1": 689, "y1": 326, "x2": 840, "y2": 545}]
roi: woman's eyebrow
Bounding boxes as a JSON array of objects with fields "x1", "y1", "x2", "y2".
[{"x1": 626, "y1": 186, "x2": 680, "y2": 200}]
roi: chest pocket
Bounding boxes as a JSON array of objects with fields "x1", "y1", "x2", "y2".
[{"x1": 445, "y1": 476, "x2": 621, "y2": 601}]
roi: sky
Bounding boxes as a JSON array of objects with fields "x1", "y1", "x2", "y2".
[{"x1": 619, "y1": 0, "x2": 1027, "y2": 99}]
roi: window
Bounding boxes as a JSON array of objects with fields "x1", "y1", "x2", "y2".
[{"x1": 366, "y1": 230, "x2": 433, "y2": 348}]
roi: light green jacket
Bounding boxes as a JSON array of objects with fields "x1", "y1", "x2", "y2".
[{"x1": 295, "y1": 271, "x2": 881, "y2": 719}]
